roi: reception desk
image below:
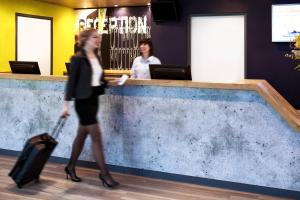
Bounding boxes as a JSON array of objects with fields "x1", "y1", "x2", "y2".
[{"x1": 0, "y1": 74, "x2": 299, "y2": 193}]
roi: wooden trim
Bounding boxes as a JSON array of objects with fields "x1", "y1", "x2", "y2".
[
  {"x1": 35, "y1": 0, "x2": 150, "y2": 9},
  {"x1": 104, "y1": 69, "x2": 130, "y2": 78},
  {"x1": 0, "y1": 74, "x2": 299, "y2": 131},
  {"x1": 254, "y1": 80, "x2": 300, "y2": 131},
  {"x1": 0, "y1": 74, "x2": 67, "y2": 81}
]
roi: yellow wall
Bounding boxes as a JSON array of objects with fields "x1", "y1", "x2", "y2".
[{"x1": 0, "y1": 0, "x2": 75, "y2": 75}]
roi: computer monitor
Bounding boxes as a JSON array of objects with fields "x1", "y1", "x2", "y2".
[
  {"x1": 9, "y1": 61, "x2": 41, "y2": 74},
  {"x1": 149, "y1": 64, "x2": 191, "y2": 80},
  {"x1": 65, "y1": 62, "x2": 71, "y2": 74}
]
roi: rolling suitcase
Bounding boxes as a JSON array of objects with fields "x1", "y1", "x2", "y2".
[{"x1": 8, "y1": 116, "x2": 66, "y2": 188}]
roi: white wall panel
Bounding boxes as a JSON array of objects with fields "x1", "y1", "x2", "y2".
[
  {"x1": 17, "y1": 16, "x2": 51, "y2": 75},
  {"x1": 191, "y1": 15, "x2": 245, "y2": 83}
]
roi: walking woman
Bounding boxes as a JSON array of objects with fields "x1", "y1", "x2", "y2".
[{"x1": 61, "y1": 28, "x2": 119, "y2": 188}]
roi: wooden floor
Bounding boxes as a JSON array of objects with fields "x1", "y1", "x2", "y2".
[{"x1": 0, "y1": 155, "x2": 292, "y2": 200}]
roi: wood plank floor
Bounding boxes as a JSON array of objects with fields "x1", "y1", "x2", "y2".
[{"x1": 0, "y1": 155, "x2": 292, "y2": 200}]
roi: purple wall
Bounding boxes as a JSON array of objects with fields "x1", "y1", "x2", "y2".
[{"x1": 150, "y1": 0, "x2": 300, "y2": 109}]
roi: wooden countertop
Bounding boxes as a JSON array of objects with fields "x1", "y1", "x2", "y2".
[
  {"x1": 0, "y1": 73, "x2": 68, "y2": 81},
  {"x1": 0, "y1": 74, "x2": 299, "y2": 131}
]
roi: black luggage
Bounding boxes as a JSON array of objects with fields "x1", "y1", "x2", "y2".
[{"x1": 8, "y1": 117, "x2": 66, "y2": 188}]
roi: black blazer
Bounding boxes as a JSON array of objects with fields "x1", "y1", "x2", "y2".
[{"x1": 65, "y1": 52, "x2": 107, "y2": 101}]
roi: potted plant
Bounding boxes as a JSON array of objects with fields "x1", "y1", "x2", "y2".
[{"x1": 285, "y1": 35, "x2": 300, "y2": 71}]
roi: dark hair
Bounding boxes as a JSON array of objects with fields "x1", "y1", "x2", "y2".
[{"x1": 139, "y1": 38, "x2": 154, "y2": 56}]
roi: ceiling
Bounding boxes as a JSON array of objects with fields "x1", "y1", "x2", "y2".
[{"x1": 35, "y1": 0, "x2": 151, "y2": 9}]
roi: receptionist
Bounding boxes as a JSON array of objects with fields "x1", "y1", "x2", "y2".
[{"x1": 130, "y1": 38, "x2": 161, "y2": 79}]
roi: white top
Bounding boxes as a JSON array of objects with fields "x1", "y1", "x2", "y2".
[
  {"x1": 90, "y1": 58, "x2": 103, "y2": 86},
  {"x1": 130, "y1": 56, "x2": 161, "y2": 79}
]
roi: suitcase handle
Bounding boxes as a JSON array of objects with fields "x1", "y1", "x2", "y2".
[{"x1": 51, "y1": 116, "x2": 67, "y2": 139}]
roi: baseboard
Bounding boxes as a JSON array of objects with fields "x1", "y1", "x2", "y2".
[{"x1": 1, "y1": 148, "x2": 299, "y2": 199}]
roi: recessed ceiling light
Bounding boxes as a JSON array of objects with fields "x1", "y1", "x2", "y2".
[
  {"x1": 147, "y1": 3, "x2": 151, "y2": 6},
  {"x1": 114, "y1": 4, "x2": 118, "y2": 7}
]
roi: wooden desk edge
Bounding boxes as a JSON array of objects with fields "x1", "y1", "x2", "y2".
[{"x1": 0, "y1": 74, "x2": 299, "y2": 132}]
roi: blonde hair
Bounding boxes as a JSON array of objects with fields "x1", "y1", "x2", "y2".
[{"x1": 78, "y1": 28, "x2": 98, "y2": 49}]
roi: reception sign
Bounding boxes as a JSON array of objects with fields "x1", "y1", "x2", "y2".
[{"x1": 75, "y1": 7, "x2": 152, "y2": 70}]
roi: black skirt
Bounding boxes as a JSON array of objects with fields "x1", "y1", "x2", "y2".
[{"x1": 75, "y1": 86, "x2": 103, "y2": 125}]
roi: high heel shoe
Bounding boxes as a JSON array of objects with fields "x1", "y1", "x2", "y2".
[
  {"x1": 99, "y1": 173, "x2": 119, "y2": 188},
  {"x1": 64, "y1": 167, "x2": 82, "y2": 182}
]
